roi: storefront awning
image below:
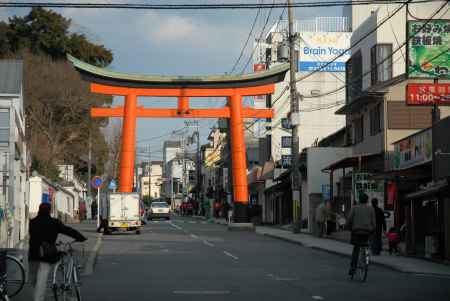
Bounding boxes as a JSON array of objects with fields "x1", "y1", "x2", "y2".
[
  {"x1": 335, "y1": 92, "x2": 384, "y2": 115},
  {"x1": 371, "y1": 161, "x2": 431, "y2": 181},
  {"x1": 322, "y1": 152, "x2": 383, "y2": 172},
  {"x1": 405, "y1": 179, "x2": 449, "y2": 200}
]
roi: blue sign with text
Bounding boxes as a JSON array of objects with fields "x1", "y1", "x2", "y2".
[{"x1": 299, "y1": 61, "x2": 346, "y2": 72}]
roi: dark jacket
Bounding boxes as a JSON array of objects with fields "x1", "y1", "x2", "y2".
[
  {"x1": 29, "y1": 215, "x2": 86, "y2": 261},
  {"x1": 373, "y1": 206, "x2": 387, "y2": 234}
]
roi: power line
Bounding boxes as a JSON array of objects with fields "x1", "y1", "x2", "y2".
[
  {"x1": 136, "y1": 127, "x2": 186, "y2": 143},
  {"x1": 296, "y1": 1, "x2": 449, "y2": 100},
  {"x1": 230, "y1": 6, "x2": 261, "y2": 74},
  {"x1": 240, "y1": 0, "x2": 276, "y2": 74},
  {"x1": 294, "y1": 0, "x2": 411, "y2": 83},
  {"x1": 0, "y1": 1, "x2": 436, "y2": 10}
]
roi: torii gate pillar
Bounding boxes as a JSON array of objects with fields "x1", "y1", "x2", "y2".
[
  {"x1": 229, "y1": 94, "x2": 248, "y2": 221},
  {"x1": 68, "y1": 54, "x2": 288, "y2": 223},
  {"x1": 120, "y1": 94, "x2": 137, "y2": 192}
]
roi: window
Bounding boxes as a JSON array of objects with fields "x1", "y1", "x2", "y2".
[
  {"x1": 281, "y1": 118, "x2": 290, "y2": 129},
  {"x1": 0, "y1": 109, "x2": 9, "y2": 144},
  {"x1": 281, "y1": 155, "x2": 292, "y2": 168},
  {"x1": 371, "y1": 44, "x2": 392, "y2": 85},
  {"x1": 354, "y1": 115, "x2": 364, "y2": 144},
  {"x1": 281, "y1": 136, "x2": 292, "y2": 148},
  {"x1": 370, "y1": 103, "x2": 382, "y2": 135},
  {"x1": 346, "y1": 51, "x2": 362, "y2": 103}
]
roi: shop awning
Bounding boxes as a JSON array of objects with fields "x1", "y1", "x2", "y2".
[
  {"x1": 371, "y1": 161, "x2": 432, "y2": 181},
  {"x1": 405, "y1": 179, "x2": 449, "y2": 200},
  {"x1": 321, "y1": 152, "x2": 383, "y2": 172},
  {"x1": 335, "y1": 92, "x2": 384, "y2": 115}
]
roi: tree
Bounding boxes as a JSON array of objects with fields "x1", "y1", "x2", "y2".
[
  {"x1": 0, "y1": 8, "x2": 112, "y2": 66},
  {"x1": 0, "y1": 8, "x2": 115, "y2": 180},
  {"x1": 105, "y1": 120, "x2": 122, "y2": 180},
  {"x1": 23, "y1": 52, "x2": 111, "y2": 178}
]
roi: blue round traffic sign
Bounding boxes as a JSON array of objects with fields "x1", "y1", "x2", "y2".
[{"x1": 91, "y1": 176, "x2": 103, "y2": 189}]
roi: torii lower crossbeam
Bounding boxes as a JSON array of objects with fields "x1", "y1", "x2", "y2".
[
  {"x1": 91, "y1": 88, "x2": 273, "y2": 223},
  {"x1": 68, "y1": 54, "x2": 289, "y2": 223}
]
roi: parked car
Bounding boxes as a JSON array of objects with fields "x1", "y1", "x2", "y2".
[{"x1": 148, "y1": 201, "x2": 171, "y2": 220}]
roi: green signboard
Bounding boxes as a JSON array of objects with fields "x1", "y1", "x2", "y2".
[{"x1": 407, "y1": 20, "x2": 450, "y2": 79}]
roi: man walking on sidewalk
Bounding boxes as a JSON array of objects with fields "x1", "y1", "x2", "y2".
[
  {"x1": 346, "y1": 193, "x2": 375, "y2": 275},
  {"x1": 29, "y1": 203, "x2": 87, "y2": 301},
  {"x1": 371, "y1": 198, "x2": 386, "y2": 255},
  {"x1": 315, "y1": 201, "x2": 331, "y2": 238}
]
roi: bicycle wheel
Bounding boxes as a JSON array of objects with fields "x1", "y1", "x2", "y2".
[
  {"x1": 356, "y1": 248, "x2": 368, "y2": 282},
  {"x1": 72, "y1": 265, "x2": 82, "y2": 301},
  {"x1": 52, "y1": 262, "x2": 67, "y2": 301},
  {"x1": 0, "y1": 294, "x2": 10, "y2": 301},
  {"x1": 5, "y1": 255, "x2": 25, "y2": 297}
]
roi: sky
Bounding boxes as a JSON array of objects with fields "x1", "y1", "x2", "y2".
[{"x1": 0, "y1": 1, "x2": 345, "y2": 161}]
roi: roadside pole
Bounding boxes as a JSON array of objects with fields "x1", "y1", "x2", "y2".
[
  {"x1": 88, "y1": 130, "x2": 92, "y2": 219},
  {"x1": 97, "y1": 186, "x2": 100, "y2": 228},
  {"x1": 288, "y1": 0, "x2": 301, "y2": 233},
  {"x1": 432, "y1": 78, "x2": 441, "y2": 183},
  {"x1": 148, "y1": 145, "x2": 151, "y2": 199}
]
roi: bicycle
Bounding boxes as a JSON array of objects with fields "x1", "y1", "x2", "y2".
[
  {"x1": 350, "y1": 243, "x2": 370, "y2": 282},
  {"x1": 52, "y1": 241, "x2": 84, "y2": 301},
  {"x1": 0, "y1": 250, "x2": 26, "y2": 301}
]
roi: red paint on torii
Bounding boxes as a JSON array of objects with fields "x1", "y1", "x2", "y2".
[
  {"x1": 89, "y1": 83, "x2": 274, "y2": 206},
  {"x1": 68, "y1": 55, "x2": 288, "y2": 222}
]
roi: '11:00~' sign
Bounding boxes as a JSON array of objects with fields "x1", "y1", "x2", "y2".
[{"x1": 406, "y1": 83, "x2": 450, "y2": 105}]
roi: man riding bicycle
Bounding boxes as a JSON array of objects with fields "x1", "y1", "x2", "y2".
[{"x1": 346, "y1": 193, "x2": 376, "y2": 276}]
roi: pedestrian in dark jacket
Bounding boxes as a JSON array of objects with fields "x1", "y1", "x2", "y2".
[
  {"x1": 370, "y1": 198, "x2": 387, "y2": 255},
  {"x1": 29, "y1": 203, "x2": 86, "y2": 301}
]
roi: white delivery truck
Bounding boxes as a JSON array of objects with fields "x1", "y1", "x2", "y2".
[{"x1": 108, "y1": 192, "x2": 142, "y2": 234}]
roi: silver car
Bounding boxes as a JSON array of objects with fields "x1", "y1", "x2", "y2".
[{"x1": 148, "y1": 202, "x2": 171, "y2": 220}]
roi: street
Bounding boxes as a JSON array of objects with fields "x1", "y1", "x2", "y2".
[{"x1": 80, "y1": 216, "x2": 450, "y2": 301}]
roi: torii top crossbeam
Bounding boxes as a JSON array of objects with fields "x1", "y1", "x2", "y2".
[{"x1": 68, "y1": 55, "x2": 288, "y2": 222}]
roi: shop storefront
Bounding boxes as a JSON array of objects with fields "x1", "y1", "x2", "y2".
[{"x1": 392, "y1": 116, "x2": 450, "y2": 261}]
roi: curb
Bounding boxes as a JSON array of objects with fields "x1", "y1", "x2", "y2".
[
  {"x1": 82, "y1": 233, "x2": 103, "y2": 276},
  {"x1": 260, "y1": 233, "x2": 305, "y2": 247},
  {"x1": 256, "y1": 231, "x2": 424, "y2": 274}
]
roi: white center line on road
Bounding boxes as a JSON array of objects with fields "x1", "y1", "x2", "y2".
[
  {"x1": 312, "y1": 296, "x2": 324, "y2": 300},
  {"x1": 223, "y1": 251, "x2": 239, "y2": 260},
  {"x1": 169, "y1": 222, "x2": 183, "y2": 230},
  {"x1": 190, "y1": 234, "x2": 199, "y2": 239},
  {"x1": 203, "y1": 240, "x2": 215, "y2": 247},
  {"x1": 173, "y1": 290, "x2": 231, "y2": 295}
]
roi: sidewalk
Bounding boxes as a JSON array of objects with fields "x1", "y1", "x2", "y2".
[
  {"x1": 14, "y1": 220, "x2": 101, "y2": 300},
  {"x1": 207, "y1": 217, "x2": 450, "y2": 276}
]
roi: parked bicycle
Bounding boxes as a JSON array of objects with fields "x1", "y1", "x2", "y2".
[
  {"x1": 349, "y1": 243, "x2": 369, "y2": 282},
  {"x1": 0, "y1": 250, "x2": 26, "y2": 301},
  {"x1": 52, "y1": 241, "x2": 84, "y2": 301}
]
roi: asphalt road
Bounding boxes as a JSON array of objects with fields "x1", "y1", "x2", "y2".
[{"x1": 82, "y1": 216, "x2": 450, "y2": 301}]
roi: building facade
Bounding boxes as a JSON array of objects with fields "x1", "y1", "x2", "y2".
[
  {"x1": 253, "y1": 17, "x2": 351, "y2": 224},
  {"x1": 0, "y1": 60, "x2": 28, "y2": 247},
  {"x1": 140, "y1": 161, "x2": 163, "y2": 199}
]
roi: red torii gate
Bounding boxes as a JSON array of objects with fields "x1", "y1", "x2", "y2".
[{"x1": 68, "y1": 55, "x2": 288, "y2": 222}]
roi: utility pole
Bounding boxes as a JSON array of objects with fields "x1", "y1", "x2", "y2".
[
  {"x1": 196, "y1": 129, "x2": 201, "y2": 203},
  {"x1": 432, "y1": 78, "x2": 441, "y2": 183},
  {"x1": 288, "y1": 0, "x2": 301, "y2": 233},
  {"x1": 182, "y1": 135, "x2": 187, "y2": 202},
  {"x1": 148, "y1": 145, "x2": 151, "y2": 199},
  {"x1": 87, "y1": 130, "x2": 92, "y2": 219}
]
